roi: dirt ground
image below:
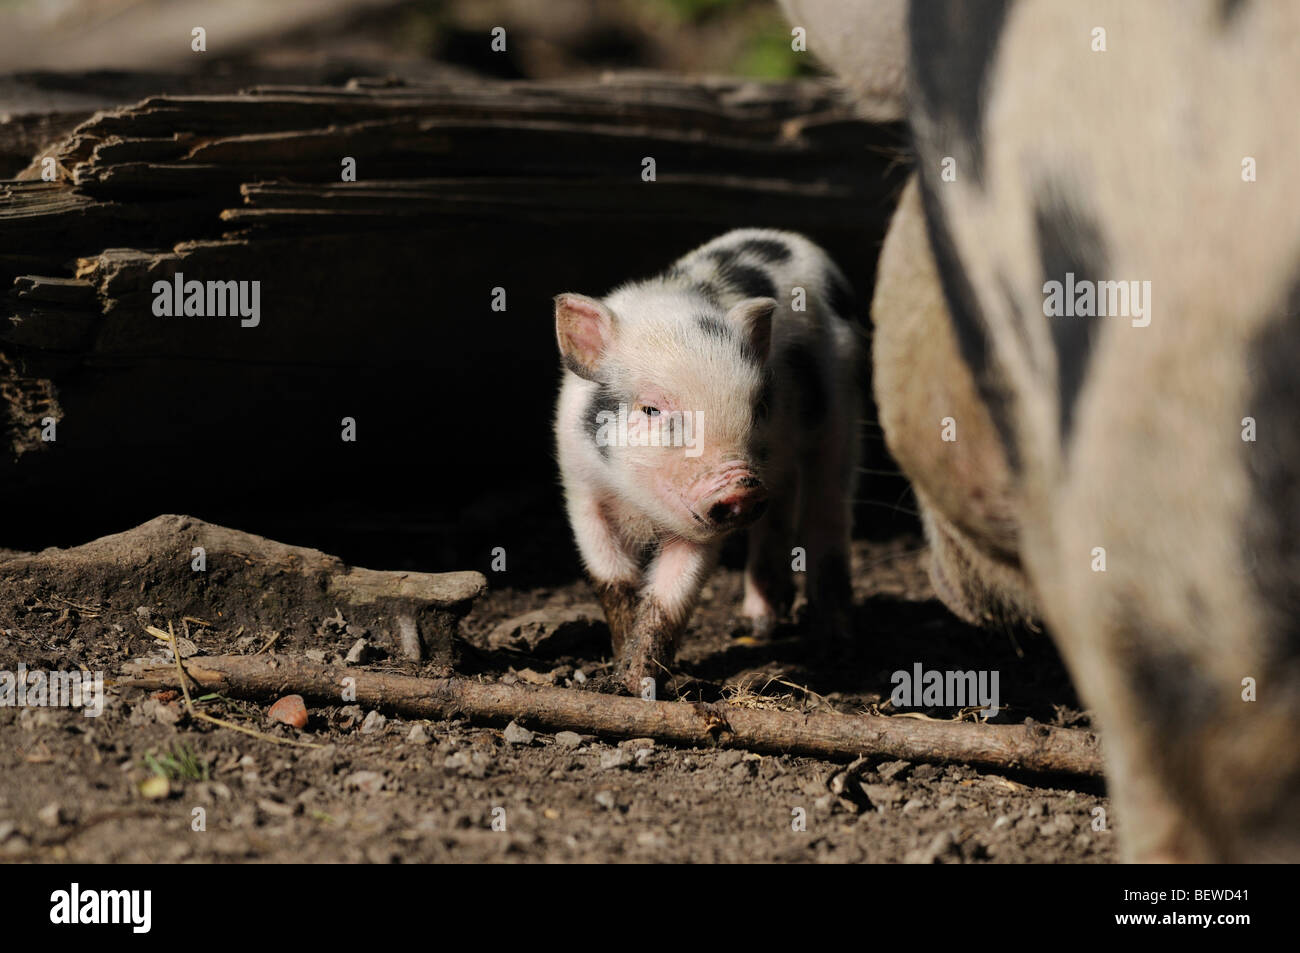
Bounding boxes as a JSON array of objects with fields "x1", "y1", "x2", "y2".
[{"x1": 0, "y1": 535, "x2": 1115, "y2": 864}]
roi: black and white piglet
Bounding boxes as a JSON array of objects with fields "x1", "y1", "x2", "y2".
[{"x1": 553, "y1": 229, "x2": 861, "y2": 693}]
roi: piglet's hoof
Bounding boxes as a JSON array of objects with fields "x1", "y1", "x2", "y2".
[
  {"x1": 615, "y1": 642, "x2": 677, "y2": 698},
  {"x1": 732, "y1": 614, "x2": 780, "y2": 640}
]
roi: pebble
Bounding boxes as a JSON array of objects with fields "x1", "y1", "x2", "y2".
[
  {"x1": 345, "y1": 638, "x2": 369, "y2": 664},
  {"x1": 503, "y1": 721, "x2": 535, "y2": 746},
  {"x1": 257, "y1": 798, "x2": 295, "y2": 817},
  {"x1": 140, "y1": 698, "x2": 182, "y2": 726},
  {"x1": 905, "y1": 830, "x2": 958, "y2": 864},
  {"x1": 138, "y1": 777, "x2": 170, "y2": 800},
  {"x1": 876, "y1": 760, "x2": 912, "y2": 781},
  {"x1": 444, "y1": 751, "x2": 490, "y2": 779},
  {"x1": 407, "y1": 724, "x2": 432, "y2": 745},
  {"x1": 716, "y1": 750, "x2": 745, "y2": 769},
  {"x1": 268, "y1": 694, "x2": 308, "y2": 729},
  {"x1": 600, "y1": 749, "x2": 634, "y2": 771},
  {"x1": 359, "y1": 710, "x2": 387, "y2": 734},
  {"x1": 594, "y1": 790, "x2": 618, "y2": 810},
  {"x1": 861, "y1": 783, "x2": 904, "y2": 808},
  {"x1": 193, "y1": 781, "x2": 233, "y2": 801},
  {"x1": 37, "y1": 802, "x2": 64, "y2": 827},
  {"x1": 343, "y1": 770, "x2": 385, "y2": 794},
  {"x1": 555, "y1": 731, "x2": 584, "y2": 749}
]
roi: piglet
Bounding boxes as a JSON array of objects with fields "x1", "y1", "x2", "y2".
[{"x1": 553, "y1": 229, "x2": 861, "y2": 694}]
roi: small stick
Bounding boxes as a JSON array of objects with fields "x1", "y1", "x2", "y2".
[
  {"x1": 253, "y1": 630, "x2": 282, "y2": 656},
  {"x1": 149, "y1": 624, "x2": 319, "y2": 749},
  {"x1": 120, "y1": 654, "x2": 1102, "y2": 777}
]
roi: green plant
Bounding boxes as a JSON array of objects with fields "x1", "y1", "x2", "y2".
[{"x1": 143, "y1": 742, "x2": 209, "y2": 781}]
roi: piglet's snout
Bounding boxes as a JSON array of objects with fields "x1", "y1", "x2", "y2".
[{"x1": 691, "y1": 470, "x2": 767, "y2": 531}]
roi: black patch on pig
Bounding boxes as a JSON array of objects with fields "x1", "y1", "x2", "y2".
[
  {"x1": 915, "y1": 171, "x2": 1021, "y2": 471},
  {"x1": 582, "y1": 383, "x2": 622, "y2": 459},
  {"x1": 708, "y1": 248, "x2": 778, "y2": 301},
  {"x1": 696, "y1": 281, "x2": 725, "y2": 306},
  {"x1": 694, "y1": 313, "x2": 736, "y2": 345},
  {"x1": 778, "y1": 339, "x2": 827, "y2": 423},
  {"x1": 1219, "y1": 0, "x2": 1248, "y2": 25},
  {"x1": 738, "y1": 238, "x2": 792, "y2": 264},
  {"x1": 560, "y1": 352, "x2": 590, "y2": 379},
  {"x1": 730, "y1": 265, "x2": 778, "y2": 302},
  {"x1": 1126, "y1": 641, "x2": 1219, "y2": 735},
  {"x1": 1034, "y1": 185, "x2": 1108, "y2": 447},
  {"x1": 693, "y1": 313, "x2": 765, "y2": 368},
  {"x1": 1245, "y1": 292, "x2": 1300, "y2": 660},
  {"x1": 1120, "y1": 632, "x2": 1221, "y2": 815},
  {"x1": 1121, "y1": 588, "x2": 1300, "y2": 856},
  {"x1": 909, "y1": 0, "x2": 1010, "y2": 187}
]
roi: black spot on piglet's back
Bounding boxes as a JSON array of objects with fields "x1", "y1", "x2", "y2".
[
  {"x1": 738, "y1": 238, "x2": 792, "y2": 264},
  {"x1": 707, "y1": 248, "x2": 778, "y2": 300}
]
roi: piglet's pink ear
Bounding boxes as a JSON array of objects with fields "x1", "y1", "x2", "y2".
[
  {"x1": 725, "y1": 297, "x2": 777, "y2": 364},
  {"x1": 555, "y1": 293, "x2": 615, "y2": 381}
]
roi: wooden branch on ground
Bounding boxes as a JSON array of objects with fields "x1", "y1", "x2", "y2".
[{"x1": 121, "y1": 654, "x2": 1104, "y2": 778}]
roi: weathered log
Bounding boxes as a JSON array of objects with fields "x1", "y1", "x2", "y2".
[
  {"x1": 0, "y1": 515, "x2": 486, "y2": 665},
  {"x1": 119, "y1": 653, "x2": 1104, "y2": 778}
]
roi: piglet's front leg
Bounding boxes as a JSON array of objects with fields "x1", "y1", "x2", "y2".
[
  {"x1": 566, "y1": 487, "x2": 645, "y2": 659},
  {"x1": 619, "y1": 538, "x2": 719, "y2": 696},
  {"x1": 592, "y1": 579, "x2": 638, "y2": 659}
]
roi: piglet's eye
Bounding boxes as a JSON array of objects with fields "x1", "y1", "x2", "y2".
[{"x1": 641, "y1": 405, "x2": 661, "y2": 417}]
